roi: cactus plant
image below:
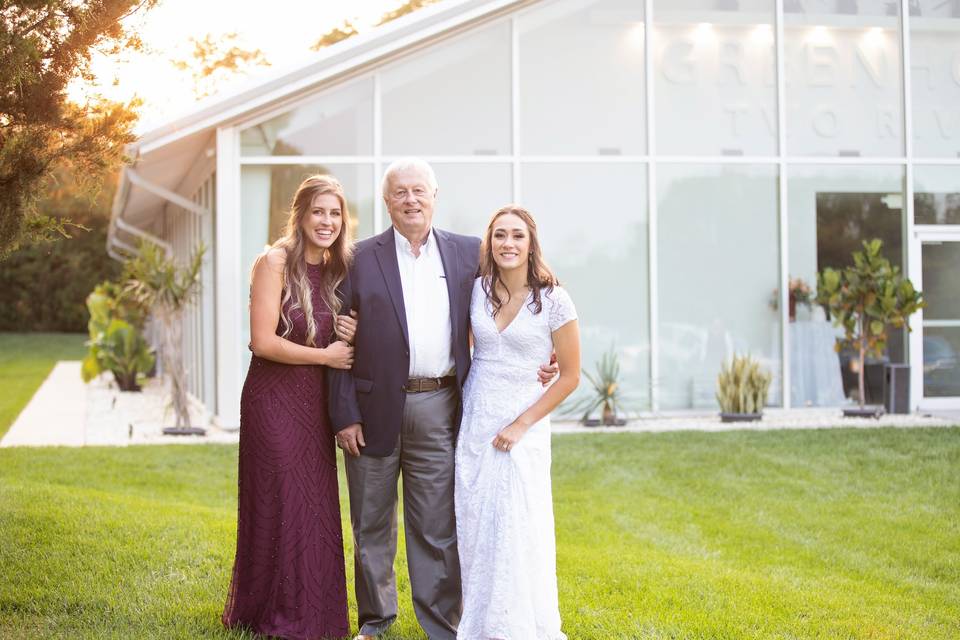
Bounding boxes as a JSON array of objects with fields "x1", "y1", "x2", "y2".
[{"x1": 716, "y1": 353, "x2": 772, "y2": 420}]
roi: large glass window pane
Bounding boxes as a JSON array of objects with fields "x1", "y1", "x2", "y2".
[
  {"x1": 381, "y1": 23, "x2": 511, "y2": 156},
  {"x1": 428, "y1": 163, "x2": 513, "y2": 235},
  {"x1": 921, "y1": 241, "x2": 960, "y2": 397},
  {"x1": 240, "y1": 79, "x2": 373, "y2": 156},
  {"x1": 915, "y1": 165, "x2": 960, "y2": 225},
  {"x1": 518, "y1": 0, "x2": 645, "y2": 155},
  {"x1": 787, "y1": 164, "x2": 904, "y2": 406},
  {"x1": 784, "y1": 3, "x2": 903, "y2": 157},
  {"x1": 657, "y1": 163, "x2": 780, "y2": 410},
  {"x1": 653, "y1": 0, "x2": 776, "y2": 156},
  {"x1": 239, "y1": 164, "x2": 374, "y2": 371},
  {"x1": 909, "y1": 3, "x2": 960, "y2": 158},
  {"x1": 522, "y1": 163, "x2": 651, "y2": 412}
]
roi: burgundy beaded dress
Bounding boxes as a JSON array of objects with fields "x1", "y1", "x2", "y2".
[{"x1": 223, "y1": 262, "x2": 348, "y2": 639}]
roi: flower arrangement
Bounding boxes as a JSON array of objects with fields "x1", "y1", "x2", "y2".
[{"x1": 768, "y1": 277, "x2": 814, "y2": 320}]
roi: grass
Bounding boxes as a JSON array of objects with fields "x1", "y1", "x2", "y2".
[
  {"x1": 0, "y1": 332, "x2": 86, "y2": 439},
  {"x1": 2, "y1": 333, "x2": 958, "y2": 638},
  {"x1": 1, "y1": 429, "x2": 958, "y2": 639}
]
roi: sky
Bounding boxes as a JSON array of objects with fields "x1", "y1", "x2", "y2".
[{"x1": 73, "y1": 0, "x2": 405, "y2": 131}]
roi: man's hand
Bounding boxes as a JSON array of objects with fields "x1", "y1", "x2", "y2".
[
  {"x1": 335, "y1": 310, "x2": 358, "y2": 344},
  {"x1": 336, "y1": 423, "x2": 365, "y2": 457},
  {"x1": 538, "y1": 352, "x2": 559, "y2": 387}
]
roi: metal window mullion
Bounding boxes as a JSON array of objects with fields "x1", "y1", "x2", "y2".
[
  {"x1": 645, "y1": 0, "x2": 658, "y2": 412},
  {"x1": 511, "y1": 14, "x2": 521, "y2": 202},
  {"x1": 776, "y1": 0, "x2": 790, "y2": 408},
  {"x1": 373, "y1": 73, "x2": 383, "y2": 233},
  {"x1": 901, "y1": 0, "x2": 919, "y2": 410}
]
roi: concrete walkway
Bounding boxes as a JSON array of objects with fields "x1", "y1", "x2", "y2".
[
  {"x1": 2, "y1": 361, "x2": 956, "y2": 448},
  {"x1": 2, "y1": 361, "x2": 87, "y2": 447}
]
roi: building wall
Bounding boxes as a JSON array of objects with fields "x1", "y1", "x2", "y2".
[{"x1": 223, "y1": 0, "x2": 960, "y2": 414}]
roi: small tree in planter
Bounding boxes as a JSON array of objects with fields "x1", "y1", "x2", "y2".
[
  {"x1": 716, "y1": 353, "x2": 772, "y2": 422},
  {"x1": 567, "y1": 347, "x2": 627, "y2": 426},
  {"x1": 124, "y1": 240, "x2": 205, "y2": 435},
  {"x1": 816, "y1": 238, "x2": 924, "y2": 418}
]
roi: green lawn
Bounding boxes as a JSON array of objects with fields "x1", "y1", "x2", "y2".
[
  {"x1": 2, "y1": 332, "x2": 958, "y2": 638},
  {"x1": 0, "y1": 332, "x2": 86, "y2": 439},
  {"x1": 1, "y1": 429, "x2": 958, "y2": 639}
]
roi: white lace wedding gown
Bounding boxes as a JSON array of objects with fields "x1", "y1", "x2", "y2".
[{"x1": 454, "y1": 278, "x2": 576, "y2": 640}]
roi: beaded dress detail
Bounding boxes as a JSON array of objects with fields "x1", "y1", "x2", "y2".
[{"x1": 223, "y1": 262, "x2": 348, "y2": 639}]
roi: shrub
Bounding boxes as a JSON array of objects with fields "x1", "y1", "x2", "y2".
[{"x1": 716, "y1": 353, "x2": 772, "y2": 415}]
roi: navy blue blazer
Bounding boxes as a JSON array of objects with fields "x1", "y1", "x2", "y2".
[{"x1": 328, "y1": 226, "x2": 481, "y2": 457}]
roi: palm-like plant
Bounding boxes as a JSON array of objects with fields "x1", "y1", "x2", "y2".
[
  {"x1": 567, "y1": 347, "x2": 625, "y2": 426},
  {"x1": 124, "y1": 240, "x2": 205, "y2": 433}
]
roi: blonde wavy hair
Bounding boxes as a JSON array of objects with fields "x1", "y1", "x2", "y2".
[{"x1": 271, "y1": 174, "x2": 353, "y2": 347}]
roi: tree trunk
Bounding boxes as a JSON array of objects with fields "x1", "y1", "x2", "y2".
[
  {"x1": 160, "y1": 306, "x2": 191, "y2": 429},
  {"x1": 858, "y1": 315, "x2": 867, "y2": 410}
]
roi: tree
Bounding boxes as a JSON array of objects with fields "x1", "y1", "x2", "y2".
[
  {"x1": 816, "y1": 239, "x2": 924, "y2": 411},
  {"x1": 172, "y1": 32, "x2": 270, "y2": 99},
  {"x1": 309, "y1": 0, "x2": 442, "y2": 51},
  {"x1": 310, "y1": 21, "x2": 358, "y2": 51},
  {"x1": 0, "y1": 0, "x2": 157, "y2": 258},
  {"x1": 376, "y1": 0, "x2": 442, "y2": 25}
]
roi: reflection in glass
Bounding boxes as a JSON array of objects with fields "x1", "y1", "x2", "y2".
[
  {"x1": 653, "y1": 0, "x2": 777, "y2": 155},
  {"x1": 787, "y1": 164, "x2": 904, "y2": 406},
  {"x1": 909, "y1": 2, "x2": 960, "y2": 157},
  {"x1": 427, "y1": 164, "x2": 513, "y2": 236},
  {"x1": 784, "y1": 7, "x2": 903, "y2": 156},
  {"x1": 239, "y1": 79, "x2": 373, "y2": 156},
  {"x1": 519, "y1": 0, "x2": 645, "y2": 155},
  {"x1": 381, "y1": 23, "x2": 511, "y2": 156},
  {"x1": 239, "y1": 164, "x2": 374, "y2": 373},
  {"x1": 657, "y1": 163, "x2": 780, "y2": 410},
  {"x1": 522, "y1": 163, "x2": 650, "y2": 412},
  {"x1": 914, "y1": 166, "x2": 960, "y2": 225},
  {"x1": 922, "y1": 241, "x2": 960, "y2": 397}
]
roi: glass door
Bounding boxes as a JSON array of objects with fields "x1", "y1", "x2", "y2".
[{"x1": 911, "y1": 230, "x2": 960, "y2": 409}]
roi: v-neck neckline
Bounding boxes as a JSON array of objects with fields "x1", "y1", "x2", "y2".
[{"x1": 493, "y1": 289, "x2": 531, "y2": 335}]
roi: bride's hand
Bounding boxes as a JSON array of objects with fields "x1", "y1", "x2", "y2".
[{"x1": 492, "y1": 421, "x2": 529, "y2": 453}]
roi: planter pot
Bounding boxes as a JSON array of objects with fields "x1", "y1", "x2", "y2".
[
  {"x1": 162, "y1": 426, "x2": 207, "y2": 436},
  {"x1": 720, "y1": 412, "x2": 763, "y2": 423},
  {"x1": 843, "y1": 406, "x2": 884, "y2": 419}
]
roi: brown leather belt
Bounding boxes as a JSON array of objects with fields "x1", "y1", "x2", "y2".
[{"x1": 405, "y1": 375, "x2": 456, "y2": 393}]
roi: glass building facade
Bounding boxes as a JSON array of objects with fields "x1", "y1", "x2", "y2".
[{"x1": 229, "y1": 0, "x2": 960, "y2": 414}]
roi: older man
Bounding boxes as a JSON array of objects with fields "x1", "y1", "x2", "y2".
[{"x1": 329, "y1": 158, "x2": 551, "y2": 640}]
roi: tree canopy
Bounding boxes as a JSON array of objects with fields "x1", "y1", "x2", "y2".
[
  {"x1": 0, "y1": 0, "x2": 157, "y2": 258},
  {"x1": 172, "y1": 32, "x2": 270, "y2": 99}
]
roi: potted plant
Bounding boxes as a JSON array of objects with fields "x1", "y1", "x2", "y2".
[
  {"x1": 816, "y1": 239, "x2": 924, "y2": 418},
  {"x1": 124, "y1": 240, "x2": 206, "y2": 435},
  {"x1": 567, "y1": 347, "x2": 628, "y2": 426},
  {"x1": 716, "y1": 353, "x2": 772, "y2": 422},
  {"x1": 81, "y1": 280, "x2": 153, "y2": 390}
]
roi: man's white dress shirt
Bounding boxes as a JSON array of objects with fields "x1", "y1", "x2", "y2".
[{"x1": 394, "y1": 227, "x2": 455, "y2": 378}]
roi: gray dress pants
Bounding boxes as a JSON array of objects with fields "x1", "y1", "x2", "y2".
[{"x1": 344, "y1": 385, "x2": 462, "y2": 639}]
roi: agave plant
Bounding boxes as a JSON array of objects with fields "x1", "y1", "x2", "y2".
[
  {"x1": 716, "y1": 353, "x2": 771, "y2": 417},
  {"x1": 124, "y1": 240, "x2": 205, "y2": 433},
  {"x1": 566, "y1": 347, "x2": 625, "y2": 426}
]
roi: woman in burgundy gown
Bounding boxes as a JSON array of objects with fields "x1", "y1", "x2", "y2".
[{"x1": 223, "y1": 175, "x2": 356, "y2": 639}]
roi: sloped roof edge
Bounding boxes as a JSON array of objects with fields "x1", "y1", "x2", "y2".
[{"x1": 134, "y1": 0, "x2": 528, "y2": 156}]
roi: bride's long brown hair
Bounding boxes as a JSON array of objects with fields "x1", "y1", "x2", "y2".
[
  {"x1": 479, "y1": 205, "x2": 558, "y2": 317},
  {"x1": 271, "y1": 175, "x2": 353, "y2": 346}
]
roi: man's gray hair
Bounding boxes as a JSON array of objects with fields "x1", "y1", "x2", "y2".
[{"x1": 381, "y1": 157, "x2": 439, "y2": 198}]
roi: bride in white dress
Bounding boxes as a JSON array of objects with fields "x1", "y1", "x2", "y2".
[{"x1": 455, "y1": 205, "x2": 581, "y2": 640}]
